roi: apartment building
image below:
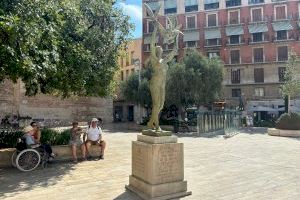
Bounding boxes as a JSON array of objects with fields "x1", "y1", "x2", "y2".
[
  {"x1": 142, "y1": 0, "x2": 300, "y2": 120},
  {"x1": 114, "y1": 38, "x2": 143, "y2": 122}
]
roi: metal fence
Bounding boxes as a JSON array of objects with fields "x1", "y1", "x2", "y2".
[{"x1": 197, "y1": 110, "x2": 242, "y2": 135}]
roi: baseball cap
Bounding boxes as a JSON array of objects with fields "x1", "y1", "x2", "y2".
[
  {"x1": 91, "y1": 118, "x2": 99, "y2": 122},
  {"x1": 24, "y1": 126, "x2": 34, "y2": 133}
]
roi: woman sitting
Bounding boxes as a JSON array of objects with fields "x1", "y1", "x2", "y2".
[{"x1": 70, "y1": 122, "x2": 86, "y2": 163}]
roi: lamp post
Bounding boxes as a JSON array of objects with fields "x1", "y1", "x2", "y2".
[{"x1": 134, "y1": 58, "x2": 141, "y2": 124}]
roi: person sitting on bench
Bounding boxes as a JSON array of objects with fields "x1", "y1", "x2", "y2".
[{"x1": 84, "y1": 118, "x2": 106, "y2": 160}]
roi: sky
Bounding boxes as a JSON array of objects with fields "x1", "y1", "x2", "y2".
[{"x1": 118, "y1": 0, "x2": 142, "y2": 39}]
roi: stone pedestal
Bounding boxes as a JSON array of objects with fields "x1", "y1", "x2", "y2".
[{"x1": 125, "y1": 135, "x2": 191, "y2": 200}]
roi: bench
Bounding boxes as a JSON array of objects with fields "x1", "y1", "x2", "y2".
[{"x1": 0, "y1": 145, "x2": 101, "y2": 168}]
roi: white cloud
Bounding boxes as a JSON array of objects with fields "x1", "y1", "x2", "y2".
[{"x1": 119, "y1": 2, "x2": 142, "y2": 21}]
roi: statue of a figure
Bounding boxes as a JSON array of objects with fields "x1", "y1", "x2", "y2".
[{"x1": 144, "y1": 3, "x2": 183, "y2": 131}]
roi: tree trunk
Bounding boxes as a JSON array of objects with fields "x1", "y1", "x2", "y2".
[{"x1": 284, "y1": 95, "x2": 290, "y2": 113}]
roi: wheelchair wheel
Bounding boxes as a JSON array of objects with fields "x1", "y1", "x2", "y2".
[
  {"x1": 11, "y1": 151, "x2": 18, "y2": 167},
  {"x1": 16, "y1": 149, "x2": 41, "y2": 172}
]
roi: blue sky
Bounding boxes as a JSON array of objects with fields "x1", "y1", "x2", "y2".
[{"x1": 118, "y1": 0, "x2": 142, "y2": 39}]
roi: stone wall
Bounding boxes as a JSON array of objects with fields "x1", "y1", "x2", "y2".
[{"x1": 0, "y1": 80, "x2": 113, "y2": 124}]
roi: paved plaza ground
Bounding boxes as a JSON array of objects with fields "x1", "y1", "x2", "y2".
[{"x1": 1, "y1": 126, "x2": 300, "y2": 200}]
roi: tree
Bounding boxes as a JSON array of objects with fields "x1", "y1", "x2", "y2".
[
  {"x1": 120, "y1": 67, "x2": 152, "y2": 108},
  {"x1": 0, "y1": 0, "x2": 133, "y2": 97},
  {"x1": 166, "y1": 49, "x2": 223, "y2": 118},
  {"x1": 281, "y1": 51, "x2": 300, "y2": 113}
]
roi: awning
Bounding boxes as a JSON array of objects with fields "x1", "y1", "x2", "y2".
[
  {"x1": 183, "y1": 31, "x2": 200, "y2": 42},
  {"x1": 143, "y1": 36, "x2": 158, "y2": 44},
  {"x1": 204, "y1": 0, "x2": 219, "y2": 3},
  {"x1": 185, "y1": 0, "x2": 198, "y2": 6},
  {"x1": 147, "y1": 2, "x2": 160, "y2": 11},
  {"x1": 225, "y1": 26, "x2": 244, "y2": 36},
  {"x1": 204, "y1": 28, "x2": 221, "y2": 39},
  {"x1": 248, "y1": 23, "x2": 268, "y2": 33},
  {"x1": 272, "y1": 21, "x2": 293, "y2": 31},
  {"x1": 164, "y1": 0, "x2": 176, "y2": 9}
]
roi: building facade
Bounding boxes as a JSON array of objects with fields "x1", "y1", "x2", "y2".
[
  {"x1": 142, "y1": 0, "x2": 300, "y2": 120},
  {"x1": 114, "y1": 38, "x2": 144, "y2": 122}
]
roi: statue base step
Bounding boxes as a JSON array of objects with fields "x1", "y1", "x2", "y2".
[{"x1": 142, "y1": 129, "x2": 172, "y2": 137}]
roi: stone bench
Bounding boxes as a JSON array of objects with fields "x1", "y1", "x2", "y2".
[
  {"x1": 0, "y1": 145, "x2": 101, "y2": 168},
  {"x1": 268, "y1": 128, "x2": 300, "y2": 137}
]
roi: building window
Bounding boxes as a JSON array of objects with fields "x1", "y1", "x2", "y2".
[
  {"x1": 185, "y1": 41, "x2": 197, "y2": 48},
  {"x1": 254, "y1": 68, "x2": 264, "y2": 83},
  {"x1": 186, "y1": 15, "x2": 196, "y2": 29},
  {"x1": 252, "y1": 32, "x2": 263, "y2": 42},
  {"x1": 231, "y1": 69, "x2": 241, "y2": 83},
  {"x1": 232, "y1": 88, "x2": 241, "y2": 97},
  {"x1": 229, "y1": 10, "x2": 239, "y2": 25},
  {"x1": 185, "y1": 0, "x2": 198, "y2": 12},
  {"x1": 251, "y1": 8, "x2": 263, "y2": 22},
  {"x1": 230, "y1": 50, "x2": 240, "y2": 64},
  {"x1": 147, "y1": 20, "x2": 154, "y2": 33},
  {"x1": 121, "y1": 58, "x2": 124, "y2": 67},
  {"x1": 126, "y1": 70, "x2": 129, "y2": 79},
  {"x1": 164, "y1": 43, "x2": 175, "y2": 50},
  {"x1": 205, "y1": 1, "x2": 219, "y2": 10},
  {"x1": 255, "y1": 88, "x2": 265, "y2": 96},
  {"x1": 229, "y1": 35, "x2": 240, "y2": 44},
  {"x1": 277, "y1": 46, "x2": 288, "y2": 61},
  {"x1": 226, "y1": 0, "x2": 241, "y2": 8},
  {"x1": 253, "y1": 48, "x2": 264, "y2": 63},
  {"x1": 164, "y1": 0, "x2": 177, "y2": 14},
  {"x1": 207, "y1": 52, "x2": 220, "y2": 59},
  {"x1": 278, "y1": 67, "x2": 286, "y2": 82},
  {"x1": 249, "y1": 0, "x2": 264, "y2": 4},
  {"x1": 143, "y1": 44, "x2": 150, "y2": 52},
  {"x1": 131, "y1": 69, "x2": 135, "y2": 73},
  {"x1": 130, "y1": 51, "x2": 134, "y2": 65},
  {"x1": 207, "y1": 13, "x2": 217, "y2": 27},
  {"x1": 275, "y1": 5, "x2": 286, "y2": 20},
  {"x1": 121, "y1": 71, "x2": 124, "y2": 81},
  {"x1": 276, "y1": 30, "x2": 287, "y2": 40},
  {"x1": 126, "y1": 55, "x2": 130, "y2": 66},
  {"x1": 206, "y1": 38, "x2": 220, "y2": 46}
]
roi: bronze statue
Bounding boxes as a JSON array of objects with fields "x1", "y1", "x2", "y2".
[{"x1": 144, "y1": 3, "x2": 183, "y2": 131}]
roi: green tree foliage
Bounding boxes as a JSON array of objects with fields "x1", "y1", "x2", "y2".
[
  {"x1": 281, "y1": 51, "x2": 300, "y2": 113},
  {"x1": 166, "y1": 49, "x2": 223, "y2": 112},
  {"x1": 0, "y1": 0, "x2": 133, "y2": 97},
  {"x1": 121, "y1": 67, "x2": 152, "y2": 108}
]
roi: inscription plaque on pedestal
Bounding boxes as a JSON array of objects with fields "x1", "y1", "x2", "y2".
[{"x1": 126, "y1": 135, "x2": 191, "y2": 200}]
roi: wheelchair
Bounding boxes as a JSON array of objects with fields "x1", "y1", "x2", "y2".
[{"x1": 11, "y1": 139, "x2": 50, "y2": 172}]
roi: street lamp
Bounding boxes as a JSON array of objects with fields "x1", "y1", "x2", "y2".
[{"x1": 134, "y1": 58, "x2": 141, "y2": 124}]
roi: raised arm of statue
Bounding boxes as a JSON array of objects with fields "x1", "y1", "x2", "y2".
[{"x1": 150, "y1": 25, "x2": 158, "y2": 59}]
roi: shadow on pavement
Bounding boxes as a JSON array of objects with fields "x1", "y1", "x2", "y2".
[
  {"x1": 0, "y1": 163, "x2": 76, "y2": 198},
  {"x1": 113, "y1": 190, "x2": 141, "y2": 200}
]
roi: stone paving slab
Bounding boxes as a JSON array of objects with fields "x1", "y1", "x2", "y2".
[{"x1": 1, "y1": 131, "x2": 300, "y2": 200}]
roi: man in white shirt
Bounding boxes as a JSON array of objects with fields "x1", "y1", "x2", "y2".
[{"x1": 84, "y1": 118, "x2": 106, "y2": 160}]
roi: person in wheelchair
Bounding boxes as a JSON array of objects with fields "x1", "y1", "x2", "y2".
[
  {"x1": 12, "y1": 126, "x2": 51, "y2": 172},
  {"x1": 23, "y1": 125, "x2": 55, "y2": 161}
]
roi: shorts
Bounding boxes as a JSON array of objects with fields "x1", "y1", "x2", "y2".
[
  {"x1": 86, "y1": 140, "x2": 104, "y2": 146},
  {"x1": 69, "y1": 139, "x2": 83, "y2": 146}
]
